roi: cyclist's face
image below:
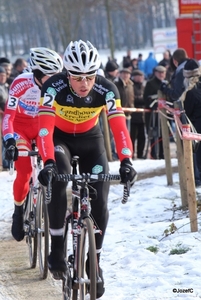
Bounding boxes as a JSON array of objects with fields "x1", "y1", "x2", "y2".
[{"x1": 69, "y1": 74, "x2": 96, "y2": 97}]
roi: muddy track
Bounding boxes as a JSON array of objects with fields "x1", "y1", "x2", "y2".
[{"x1": 0, "y1": 165, "x2": 178, "y2": 300}]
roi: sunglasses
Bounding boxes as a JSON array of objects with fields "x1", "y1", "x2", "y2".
[{"x1": 69, "y1": 72, "x2": 96, "y2": 82}]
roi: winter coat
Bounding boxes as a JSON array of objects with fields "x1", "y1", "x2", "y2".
[
  {"x1": 114, "y1": 77, "x2": 134, "y2": 118},
  {"x1": 144, "y1": 53, "x2": 158, "y2": 79},
  {"x1": 131, "y1": 81, "x2": 145, "y2": 124}
]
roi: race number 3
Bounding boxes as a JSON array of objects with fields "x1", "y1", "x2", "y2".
[
  {"x1": 43, "y1": 93, "x2": 54, "y2": 107},
  {"x1": 8, "y1": 96, "x2": 18, "y2": 109}
]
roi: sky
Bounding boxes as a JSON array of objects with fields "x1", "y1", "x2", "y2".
[{"x1": 1, "y1": 157, "x2": 201, "y2": 299}]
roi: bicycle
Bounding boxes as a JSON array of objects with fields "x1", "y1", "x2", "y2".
[
  {"x1": 10, "y1": 142, "x2": 49, "y2": 279},
  {"x1": 46, "y1": 156, "x2": 130, "y2": 300}
]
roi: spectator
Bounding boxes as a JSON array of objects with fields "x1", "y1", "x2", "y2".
[
  {"x1": 114, "y1": 68, "x2": 134, "y2": 133},
  {"x1": 143, "y1": 65, "x2": 167, "y2": 159},
  {"x1": 131, "y1": 58, "x2": 139, "y2": 73},
  {"x1": 160, "y1": 48, "x2": 188, "y2": 102},
  {"x1": 0, "y1": 60, "x2": 13, "y2": 87},
  {"x1": 181, "y1": 59, "x2": 201, "y2": 186},
  {"x1": 137, "y1": 53, "x2": 145, "y2": 74},
  {"x1": 159, "y1": 50, "x2": 172, "y2": 81},
  {"x1": 122, "y1": 49, "x2": 132, "y2": 68},
  {"x1": 130, "y1": 70, "x2": 146, "y2": 159},
  {"x1": 0, "y1": 66, "x2": 9, "y2": 170},
  {"x1": 10, "y1": 58, "x2": 28, "y2": 80},
  {"x1": 144, "y1": 52, "x2": 158, "y2": 79},
  {"x1": 104, "y1": 60, "x2": 119, "y2": 81}
]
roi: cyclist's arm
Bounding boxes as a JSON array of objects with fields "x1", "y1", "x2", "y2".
[
  {"x1": 105, "y1": 86, "x2": 133, "y2": 161},
  {"x1": 37, "y1": 92, "x2": 56, "y2": 163}
]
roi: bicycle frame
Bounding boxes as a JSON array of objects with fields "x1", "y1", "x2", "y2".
[{"x1": 46, "y1": 156, "x2": 130, "y2": 300}]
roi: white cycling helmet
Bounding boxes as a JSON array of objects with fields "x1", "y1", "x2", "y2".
[
  {"x1": 63, "y1": 40, "x2": 101, "y2": 74},
  {"x1": 29, "y1": 47, "x2": 63, "y2": 75}
]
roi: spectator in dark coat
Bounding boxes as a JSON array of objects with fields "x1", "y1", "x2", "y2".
[
  {"x1": 143, "y1": 65, "x2": 166, "y2": 159},
  {"x1": 160, "y1": 48, "x2": 188, "y2": 102},
  {"x1": 130, "y1": 70, "x2": 146, "y2": 159}
]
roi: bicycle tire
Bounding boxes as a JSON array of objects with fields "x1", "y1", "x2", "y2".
[
  {"x1": 62, "y1": 210, "x2": 73, "y2": 300},
  {"x1": 24, "y1": 188, "x2": 37, "y2": 268},
  {"x1": 37, "y1": 185, "x2": 49, "y2": 279},
  {"x1": 76, "y1": 217, "x2": 96, "y2": 300}
]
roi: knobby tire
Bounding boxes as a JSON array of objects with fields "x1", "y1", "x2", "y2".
[
  {"x1": 24, "y1": 188, "x2": 37, "y2": 268},
  {"x1": 37, "y1": 185, "x2": 49, "y2": 279},
  {"x1": 77, "y1": 217, "x2": 96, "y2": 300}
]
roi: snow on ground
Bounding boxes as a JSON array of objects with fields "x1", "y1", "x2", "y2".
[{"x1": 1, "y1": 158, "x2": 201, "y2": 299}]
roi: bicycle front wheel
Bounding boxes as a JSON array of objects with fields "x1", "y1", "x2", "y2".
[
  {"x1": 37, "y1": 185, "x2": 49, "y2": 279},
  {"x1": 24, "y1": 188, "x2": 37, "y2": 268},
  {"x1": 77, "y1": 217, "x2": 96, "y2": 300}
]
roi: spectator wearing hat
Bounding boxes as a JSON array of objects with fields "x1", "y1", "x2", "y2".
[
  {"x1": 104, "y1": 59, "x2": 119, "y2": 81},
  {"x1": 130, "y1": 70, "x2": 146, "y2": 159},
  {"x1": 144, "y1": 52, "x2": 158, "y2": 80},
  {"x1": 181, "y1": 58, "x2": 201, "y2": 186},
  {"x1": 0, "y1": 66, "x2": 9, "y2": 169},
  {"x1": 114, "y1": 68, "x2": 134, "y2": 133},
  {"x1": 143, "y1": 65, "x2": 167, "y2": 159},
  {"x1": 160, "y1": 48, "x2": 188, "y2": 102}
]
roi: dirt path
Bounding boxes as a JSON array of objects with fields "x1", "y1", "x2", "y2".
[
  {"x1": 0, "y1": 164, "x2": 178, "y2": 300},
  {"x1": 0, "y1": 238, "x2": 63, "y2": 300}
]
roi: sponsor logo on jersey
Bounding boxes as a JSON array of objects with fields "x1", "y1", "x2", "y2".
[
  {"x1": 93, "y1": 83, "x2": 109, "y2": 95},
  {"x1": 84, "y1": 96, "x2": 92, "y2": 104},
  {"x1": 66, "y1": 94, "x2": 74, "y2": 103},
  {"x1": 105, "y1": 91, "x2": 115, "y2": 101},
  {"x1": 92, "y1": 165, "x2": 103, "y2": 174},
  {"x1": 47, "y1": 87, "x2": 57, "y2": 96},
  {"x1": 121, "y1": 148, "x2": 132, "y2": 156},
  {"x1": 39, "y1": 128, "x2": 49, "y2": 137},
  {"x1": 52, "y1": 79, "x2": 67, "y2": 92}
]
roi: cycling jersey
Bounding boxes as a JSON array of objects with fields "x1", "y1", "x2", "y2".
[
  {"x1": 2, "y1": 72, "x2": 41, "y2": 203},
  {"x1": 38, "y1": 74, "x2": 133, "y2": 162},
  {"x1": 2, "y1": 72, "x2": 41, "y2": 142}
]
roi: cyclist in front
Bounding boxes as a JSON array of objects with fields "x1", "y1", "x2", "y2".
[
  {"x1": 2, "y1": 48, "x2": 63, "y2": 242},
  {"x1": 37, "y1": 40, "x2": 137, "y2": 299}
]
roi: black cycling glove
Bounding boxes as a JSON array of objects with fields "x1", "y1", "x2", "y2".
[
  {"x1": 119, "y1": 158, "x2": 137, "y2": 186},
  {"x1": 38, "y1": 160, "x2": 58, "y2": 186},
  {"x1": 4, "y1": 138, "x2": 18, "y2": 161}
]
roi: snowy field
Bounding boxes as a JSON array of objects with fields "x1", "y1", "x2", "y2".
[{"x1": 1, "y1": 158, "x2": 201, "y2": 299}]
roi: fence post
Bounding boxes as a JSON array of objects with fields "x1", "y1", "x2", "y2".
[
  {"x1": 173, "y1": 101, "x2": 188, "y2": 207},
  {"x1": 157, "y1": 91, "x2": 173, "y2": 185},
  {"x1": 174, "y1": 100, "x2": 197, "y2": 231},
  {"x1": 100, "y1": 109, "x2": 113, "y2": 162}
]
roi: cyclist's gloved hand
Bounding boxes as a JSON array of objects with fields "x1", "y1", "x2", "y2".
[
  {"x1": 4, "y1": 138, "x2": 18, "y2": 161},
  {"x1": 119, "y1": 158, "x2": 137, "y2": 186},
  {"x1": 38, "y1": 159, "x2": 58, "y2": 186}
]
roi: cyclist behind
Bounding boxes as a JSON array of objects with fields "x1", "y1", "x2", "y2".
[
  {"x1": 2, "y1": 48, "x2": 63, "y2": 242},
  {"x1": 37, "y1": 40, "x2": 137, "y2": 299}
]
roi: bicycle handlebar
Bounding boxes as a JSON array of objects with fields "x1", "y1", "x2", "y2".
[
  {"x1": 55, "y1": 173, "x2": 130, "y2": 204},
  {"x1": 18, "y1": 150, "x2": 39, "y2": 157}
]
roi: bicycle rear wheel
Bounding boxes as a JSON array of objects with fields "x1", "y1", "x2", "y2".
[
  {"x1": 24, "y1": 187, "x2": 37, "y2": 268},
  {"x1": 37, "y1": 185, "x2": 49, "y2": 279},
  {"x1": 76, "y1": 217, "x2": 96, "y2": 300}
]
